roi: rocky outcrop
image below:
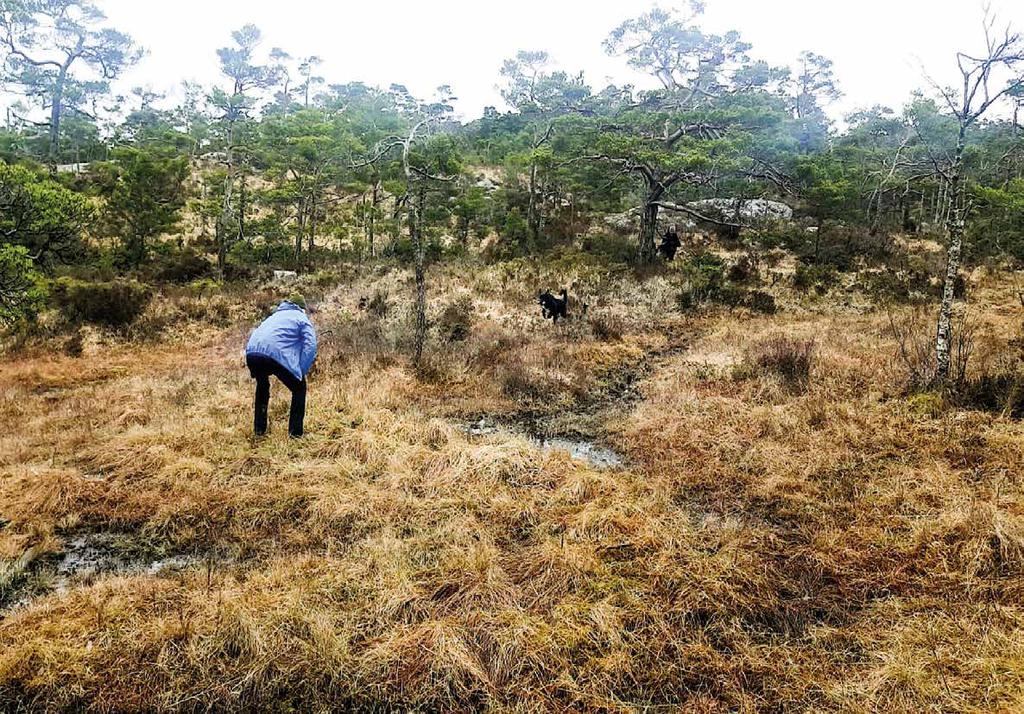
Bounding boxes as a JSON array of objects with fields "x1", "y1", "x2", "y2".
[
  {"x1": 687, "y1": 198, "x2": 794, "y2": 222},
  {"x1": 603, "y1": 210, "x2": 640, "y2": 233},
  {"x1": 474, "y1": 176, "x2": 500, "y2": 192}
]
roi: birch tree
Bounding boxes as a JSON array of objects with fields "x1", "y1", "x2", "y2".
[{"x1": 928, "y1": 6, "x2": 1024, "y2": 382}]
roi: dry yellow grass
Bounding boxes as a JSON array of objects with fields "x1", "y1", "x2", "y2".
[{"x1": 1, "y1": 259, "x2": 1022, "y2": 711}]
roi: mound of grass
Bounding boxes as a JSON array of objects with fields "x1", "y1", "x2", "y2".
[{"x1": 743, "y1": 334, "x2": 815, "y2": 390}]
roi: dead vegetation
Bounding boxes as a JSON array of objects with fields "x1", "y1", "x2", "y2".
[{"x1": 0, "y1": 257, "x2": 1022, "y2": 711}]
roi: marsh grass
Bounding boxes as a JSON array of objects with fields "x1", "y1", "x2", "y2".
[{"x1": 0, "y1": 261, "x2": 1022, "y2": 711}]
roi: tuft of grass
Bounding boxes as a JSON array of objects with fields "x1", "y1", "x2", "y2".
[{"x1": 743, "y1": 334, "x2": 815, "y2": 390}]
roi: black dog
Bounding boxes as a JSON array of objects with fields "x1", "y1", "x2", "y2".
[
  {"x1": 538, "y1": 289, "x2": 568, "y2": 324},
  {"x1": 659, "y1": 227, "x2": 681, "y2": 261}
]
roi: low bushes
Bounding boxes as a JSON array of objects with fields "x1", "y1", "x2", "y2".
[
  {"x1": 744, "y1": 334, "x2": 815, "y2": 390},
  {"x1": 742, "y1": 290, "x2": 777, "y2": 314},
  {"x1": 361, "y1": 288, "x2": 390, "y2": 319},
  {"x1": 152, "y1": 248, "x2": 213, "y2": 284},
  {"x1": 589, "y1": 312, "x2": 625, "y2": 341},
  {"x1": 727, "y1": 254, "x2": 757, "y2": 283},
  {"x1": 793, "y1": 263, "x2": 838, "y2": 294},
  {"x1": 0, "y1": 244, "x2": 46, "y2": 326},
  {"x1": 956, "y1": 369, "x2": 1024, "y2": 418},
  {"x1": 51, "y1": 277, "x2": 152, "y2": 327},
  {"x1": 677, "y1": 252, "x2": 775, "y2": 314},
  {"x1": 437, "y1": 295, "x2": 474, "y2": 343},
  {"x1": 581, "y1": 232, "x2": 637, "y2": 265},
  {"x1": 856, "y1": 269, "x2": 912, "y2": 303}
]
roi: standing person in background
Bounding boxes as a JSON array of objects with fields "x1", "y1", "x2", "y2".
[{"x1": 245, "y1": 294, "x2": 318, "y2": 438}]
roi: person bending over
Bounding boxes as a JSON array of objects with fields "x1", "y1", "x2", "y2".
[{"x1": 245, "y1": 294, "x2": 318, "y2": 438}]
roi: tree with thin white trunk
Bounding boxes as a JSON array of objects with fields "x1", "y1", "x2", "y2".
[{"x1": 926, "y1": 5, "x2": 1024, "y2": 383}]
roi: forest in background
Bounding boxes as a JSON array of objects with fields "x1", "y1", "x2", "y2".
[{"x1": 0, "y1": 1, "x2": 1021, "y2": 365}]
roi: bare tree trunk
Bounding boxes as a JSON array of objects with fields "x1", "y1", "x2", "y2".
[
  {"x1": 638, "y1": 179, "x2": 665, "y2": 263},
  {"x1": 936, "y1": 125, "x2": 968, "y2": 383},
  {"x1": 200, "y1": 181, "x2": 209, "y2": 241},
  {"x1": 526, "y1": 122, "x2": 553, "y2": 247},
  {"x1": 638, "y1": 202, "x2": 660, "y2": 263},
  {"x1": 369, "y1": 182, "x2": 379, "y2": 257},
  {"x1": 412, "y1": 185, "x2": 427, "y2": 368},
  {"x1": 870, "y1": 188, "x2": 886, "y2": 235},
  {"x1": 294, "y1": 196, "x2": 305, "y2": 259},
  {"x1": 527, "y1": 161, "x2": 539, "y2": 246},
  {"x1": 570, "y1": 196, "x2": 576, "y2": 239},
  {"x1": 48, "y1": 65, "x2": 70, "y2": 166},
  {"x1": 217, "y1": 121, "x2": 235, "y2": 276},
  {"x1": 388, "y1": 195, "x2": 406, "y2": 256},
  {"x1": 308, "y1": 194, "x2": 316, "y2": 253},
  {"x1": 237, "y1": 166, "x2": 246, "y2": 242}
]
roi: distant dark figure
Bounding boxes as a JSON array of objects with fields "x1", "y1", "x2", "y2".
[
  {"x1": 358, "y1": 296, "x2": 369, "y2": 310},
  {"x1": 245, "y1": 295, "x2": 318, "y2": 438},
  {"x1": 538, "y1": 289, "x2": 568, "y2": 324},
  {"x1": 659, "y1": 226, "x2": 681, "y2": 261}
]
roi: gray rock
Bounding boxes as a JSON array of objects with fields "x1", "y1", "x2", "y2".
[
  {"x1": 688, "y1": 198, "x2": 794, "y2": 222},
  {"x1": 604, "y1": 210, "x2": 640, "y2": 232},
  {"x1": 55, "y1": 162, "x2": 89, "y2": 174}
]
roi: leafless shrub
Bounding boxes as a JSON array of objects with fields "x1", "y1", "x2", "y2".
[
  {"x1": 744, "y1": 334, "x2": 815, "y2": 390},
  {"x1": 366, "y1": 288, "x2": 390, "y2": 319},
  {"x1": 888, "y1": 309, "x2": 974, "y2": 391},
  {"x1": 437, "y1": 295, "x2": 474, "y2": 343},
  {"x1": 589, "y1": 313, "x2": 625, "y2": 342}
]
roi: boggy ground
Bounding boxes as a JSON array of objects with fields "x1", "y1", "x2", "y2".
[{"x1": 0, "y1": 255, "x2": 1022, "y2": 712}]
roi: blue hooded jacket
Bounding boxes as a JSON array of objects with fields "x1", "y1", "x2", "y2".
[{"x1": 246, "y1": 301, "x2": 318, "y2": 381}]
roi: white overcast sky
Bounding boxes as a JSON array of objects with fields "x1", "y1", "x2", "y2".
[{"x1": 20, "y1": 0, "x2": 1024, "y2": 121}]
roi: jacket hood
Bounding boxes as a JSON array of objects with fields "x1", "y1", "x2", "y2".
[{"x1": 276, "y1": 301, "x2": 305, "y2": 313}]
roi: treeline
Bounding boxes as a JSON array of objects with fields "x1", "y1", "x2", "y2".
[{"x1": 1, "y1": 1, "x2": 1023, "y2": 339}]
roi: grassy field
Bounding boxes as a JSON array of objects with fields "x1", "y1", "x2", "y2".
[{"x1": 1, "y1": 254, "x2": 1022, "y2": 711}]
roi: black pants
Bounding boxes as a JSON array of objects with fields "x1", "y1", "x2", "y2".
[{"x1": 246, "y1": 354, "x2": 307, "y2": 437}]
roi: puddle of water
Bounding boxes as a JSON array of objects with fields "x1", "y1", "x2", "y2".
[
  {"x1": 533, "y1": 437, "x2": 624, "y2": 469},
  {"x1": 465, "y1": 418, "x2": 499, "y2": 436},
  {"x1": 462, "y1": 419, "x2": 624, "y2": 470},
  {"x1": 53, "y1": 534, "x2": 202, "y2": 591},
  {"x1": 2, "y1": 534, "x2": 207, "y2": 616}
]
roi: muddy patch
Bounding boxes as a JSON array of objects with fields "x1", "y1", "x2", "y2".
[
  {"x1": 54, "y1": 533, "x2": 203, "y2": 586},
  {"x1": 534, "y1": 437, "x2": 624, "y2": 469},
  {"x1": 1, "y1": 533, "x2": 213, "y2": 615}
]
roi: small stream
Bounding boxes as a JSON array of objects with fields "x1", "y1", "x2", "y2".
[{"x1": 464, "y1": 418, "x2": 625, "y2": 469}]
